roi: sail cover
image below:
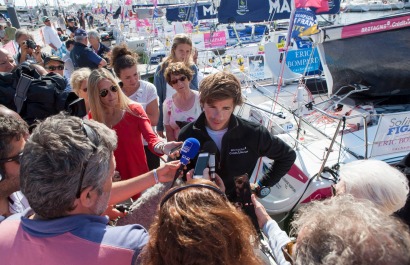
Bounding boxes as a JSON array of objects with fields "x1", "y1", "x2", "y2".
[
  {"x1": 320, "y1": 12, "x2": 410, "y2": 96},
  {"x1": 217, "y1": 0, "x2": 340, "y2": 23}
]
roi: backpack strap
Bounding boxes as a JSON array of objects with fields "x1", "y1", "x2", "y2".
[{"x1": 14, "y1": 73, "x2": 32, "y2": 113}]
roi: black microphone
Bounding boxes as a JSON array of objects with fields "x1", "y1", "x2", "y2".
[
  {"x1": 170, "y1": 138, "x2": 200, "y2": 188},
  {"x1": 202, "y1": 141, "x2": 217, "y2": 182}
]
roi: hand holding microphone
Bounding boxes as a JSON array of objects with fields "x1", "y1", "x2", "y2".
[{"x1": 170, "y1": 138, "x2": 200, "y2": 188}]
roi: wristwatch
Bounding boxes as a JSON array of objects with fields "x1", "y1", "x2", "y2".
[{"x1": 254, "y1": 180, "x2": 271, "y2": 198}]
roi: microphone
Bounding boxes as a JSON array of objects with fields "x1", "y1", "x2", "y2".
[
  {"x1": 201, "y1": 141, "x2": 218, "y2": 182},
  {"x1": 170, "y1": 138, "x2": 200, "y2": 187},
  {"x1": 208, "y1": 154, "x2": 216, "y2": 182}
]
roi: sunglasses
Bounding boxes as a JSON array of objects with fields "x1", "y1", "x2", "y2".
[
  {"x1": 81, "y1": 87, "x2": 87, "y2": 93},
  {"x1": 99, "y1": 85, "x2": 118, "y2": 98},
  {"x1": 46, "y1": 65, "x2": 64, "y2": 71},
  {"x1": 0, "y1": 152, "x2": 23, "y2": 165},
  {"x1": 170, "y1": 76, "x2": 187, "y2": 85},
  {"x1": 76, "y1": 122, "x2": 98, "y2": 198}
]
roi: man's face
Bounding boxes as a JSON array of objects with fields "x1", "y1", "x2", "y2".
[
  {"x1": 0, "y1": 136, "x2": 26, "y2": 198},
  {"x1": 44, "y1": 20, "x2": 51, "y2": 26},
  {"x1": 88, "y1": 36, "x2": 99, "y2": 47},
  {"x1": 45, "y1": 60, "x2": 64, "y2": 76},
  {"x1": 0, "y1": 50, "x2": 16, "y2": 73},
  {"x1": 203, "y1": 98, "x2": 235, "y2": 131}
]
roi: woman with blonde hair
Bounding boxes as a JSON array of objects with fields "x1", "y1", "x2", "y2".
[
  {"x1": 140, "y1": 178, "x2": 263, "y2": 265},
  {"x1": 154, "y1": 33, "x2": 199, "y2": 138},
  {"x1": 163, "y1": 62, "x2": 201, "y2": 142},
  {"x1": 87, "y1": 68, "x2": 181, "y2": 199},
  {"x1": 70, "y1": 67, "x2": 91, "y2": 113}
]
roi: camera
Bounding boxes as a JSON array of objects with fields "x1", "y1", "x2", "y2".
[{"x1": 25, "y1": 39, "x2": 37, "y2": 49}]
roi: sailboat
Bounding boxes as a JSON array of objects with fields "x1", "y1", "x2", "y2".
[{"x1": 243, "y1": 10, "x2": 410, "y2": 214}]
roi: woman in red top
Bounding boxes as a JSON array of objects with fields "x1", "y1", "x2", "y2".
[{"x1": 88, "y1": 68, "x2": 181, "y2": 199}]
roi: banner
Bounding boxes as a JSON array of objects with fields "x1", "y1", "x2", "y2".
[
  {"x1": 217, "y1": 0, "x2": 340, "y2": 23},
  {"x1": 371, "y1": 113, "x2": 410, "y2": 157},
  {"x1": 286, "y1": 48, "x2": 321, "y2": 74},
  {"x1": 248, "y1": 55, "x2": 266, "y2": 80},
  {"x1": 291, "y1": 8, "x2": 319, "y2": 39},
  {"x1": 166, "y1": 3, "x2": 218, "y2": 21},
  {"x1": 204, "y1": 31, "x2": 227, "y2": 49}
]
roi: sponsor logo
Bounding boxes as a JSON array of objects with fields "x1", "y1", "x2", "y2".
[
  {"x1": 229, "y1": 146, "x2": 249, "y2": 155},
  {"x1": 237, "y1": 0, "x2": 249, "y2": 15}
]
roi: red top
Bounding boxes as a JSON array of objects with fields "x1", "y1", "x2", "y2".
[{"x1": 111, "y1": 103, "x2": 162, "y2": 199}]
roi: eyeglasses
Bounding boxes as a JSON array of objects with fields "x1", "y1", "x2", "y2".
[
  {"x1": 46, "y1": 65, "x2": 64, "y2": 71},
  {"x1": 0, "y1": 152, "x2": 23, "y2": 164},
  {"x1": 282, "y1": 237, "x2": 296, "y2": 265},
  {"x1": 76, "y1": 122, "x2": 98, "y2": 198},
  {"x1": 170, "y1": 76, "x2": 187, "y2": 85},
  {"x1": 99, "y1": 85, "x2": 118, "y2": 98}
]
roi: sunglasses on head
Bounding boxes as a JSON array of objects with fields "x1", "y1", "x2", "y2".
[
  {"x1": 99, "y1": 85, "x2": 118, "y2": 97},
  {"x1": 170, "y1": 76, "x2": 187, "y2": 85},
  {"x1": 46, "y1": 65, "x2": 64, "y2": 71}
]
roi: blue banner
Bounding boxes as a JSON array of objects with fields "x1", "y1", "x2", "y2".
[
  {"x1": 166, "y1": 3, "x2": 217, "y2": 21},
  {"x1": 291, "y1": 8, "x2": 318, "y2": 39},
  {"x1": 286, "y1": 49, "x2": 321, "y2": 75},
  {"x1": 217, "y1": 0, "x2": 340, "y2": 23}
]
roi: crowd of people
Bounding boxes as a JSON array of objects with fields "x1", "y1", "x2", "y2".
[{"x1": 0, "y1": 14, "x2": 410, "y2": 265}]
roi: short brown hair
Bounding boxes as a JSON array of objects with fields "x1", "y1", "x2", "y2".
[
  {"x1": 164, "y1": 62, "x2": 194, "y2": 86},
  {"x1": 199, "y1": 71, "x2": 243, "y2": 106}
]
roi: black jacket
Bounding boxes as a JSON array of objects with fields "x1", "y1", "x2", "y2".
[{"x1": 178, "y1": 112, "x2": 296, "y2": 197}]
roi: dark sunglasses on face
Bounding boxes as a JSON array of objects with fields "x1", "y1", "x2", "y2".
[
  {"x1": 99, "y1": 85, "x2": 118, "y2": 97},
  {"x1": 170, "y1": 76, "x2": 187, "y2": 85},
  {"x1": 0, "y1": 152, "x2": 23, "y2": 165},
  {"x1": 46, "y1": 65, "x2": 64, "y2": 71},
  {"x1": 82, "y1": 87, "x2": 87, "y2": 93}
]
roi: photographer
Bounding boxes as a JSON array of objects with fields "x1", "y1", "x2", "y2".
[{"x1": 15, "y1": 30, "x2": 49, "y2": 66}]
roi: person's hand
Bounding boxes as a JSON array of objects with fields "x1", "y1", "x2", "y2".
[
  {"x1": 157, "y1": 160, "x2": 182, "y2": 182},
  {"x1": 34, "y1": 46, "x2": 42, "y2": 62},
  {"x1": 163, "y1": 141, "x2": 183, "y2": 159},
  {"x1": 202, "y1": 168, "x2": 226, "y2": 193},
  {"x1": 251, "y1": 194, "x2": 272, "y2": 228},
  {"x1": 103, "y1": 205, "x2": 127, "y2": 220},
  {"x1": 20, "y1": 42, "x2": 28, "y2": 55},
  {"x1": 186, "y1": 168, "x2": 226, "y2": 193}
]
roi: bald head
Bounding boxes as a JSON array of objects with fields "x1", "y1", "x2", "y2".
[
  {"x1": 0, "y1": 48, "x2": 16, "y2": 73},
  {"x1": 0, "y1": 105, "x2": 21, "y2": 120}
]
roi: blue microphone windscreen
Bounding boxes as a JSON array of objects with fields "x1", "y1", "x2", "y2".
[{"x1": 180, "y1": 138, "x2": 201, "y2": 165}]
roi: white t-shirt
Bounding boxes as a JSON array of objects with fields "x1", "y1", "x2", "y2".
[
  {"x1": 127, "y1": 80, "x2": 158, "y2": 145},
  {"x1": 205, "y1": 127, "x2": 228, "y2": 151},
  {"x1": 128, "y1": 80, "x2": 158, "y2": 108},
  {"x1": 163, "y1": 91, "x2": 201, "y2": 140},
  {"x1": 42, "y1": 25, "x2": 62, "y2": 49}
]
